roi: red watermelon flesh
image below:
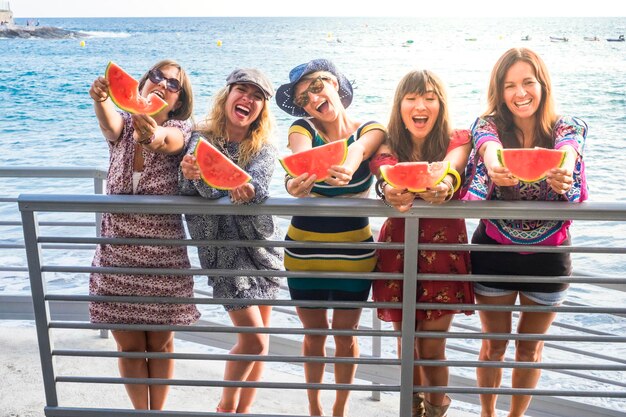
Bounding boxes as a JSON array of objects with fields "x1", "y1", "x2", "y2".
[
  {"x1": 497, "y1": 148, "x2": 566, "y2": 182},
  {"x1": 380, "y1": 161, "x2": 450, "y2": 192},
  {"x1": 194, "y1": 138, "x2": 252, "y2": 190},
  {"x1": 105, "y1": 62, "x2": 167, "y2": 116},
  {"x1": 280, "y1": 139, "x2": 348, "y2": 182}
]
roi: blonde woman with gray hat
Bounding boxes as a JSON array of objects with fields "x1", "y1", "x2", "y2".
[{"x1": 179, "y1": 68, "x2": 283, "y2": 414}]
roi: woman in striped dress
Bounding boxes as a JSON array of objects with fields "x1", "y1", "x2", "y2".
[{"x1": 276, "y1": 58, "x2": 385, "y2": 417}]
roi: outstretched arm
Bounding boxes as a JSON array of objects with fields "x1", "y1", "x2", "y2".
[
  {"x1": 132, "y1": 114, "x2": 186, "y2": 154},
  {"x1": 327, "y1": 126, "x2": 386, "y2": 186},
  {"x1": 89, "y1": 76, "x2": 124, "y2": 143}
]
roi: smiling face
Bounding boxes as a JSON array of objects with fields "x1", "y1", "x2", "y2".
[
  {"x1": 400, "y1": 87, "x2": 440, "y2": 144},
  {"x1": 502, "y1": 61, "x2": 543, "y2": 123},
  {"x1": 141, "y1": 64, "x2": 182, "y2": 121},
  {"x1": 293, "y1": 72, "x2": 340, "y2": 119},
  {"x1": 225, "y1": 83, "x2": 265, "y2": 131}
]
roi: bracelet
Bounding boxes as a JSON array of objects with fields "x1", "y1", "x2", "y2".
[
  {"x1": 375, "y1": 177, "x2": 387, "y2": 199},
  {"x1": 137, "y1": 133, "x2": 155, "y2": 145},
  {"x1": 284, "y1": 173, "x2": 294, "y2": 192},
  {"x1": 441, "y1": 177, "x2": 454, "y2": 198}
]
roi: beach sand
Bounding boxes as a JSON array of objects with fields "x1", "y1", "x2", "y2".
[{"x1": 0, "y1": 322, "x2": 475, "y2": 416}]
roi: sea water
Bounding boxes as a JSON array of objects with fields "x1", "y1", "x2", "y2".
[{"x1": 1, "y1": 17, "x2": 625, "y2": 413}]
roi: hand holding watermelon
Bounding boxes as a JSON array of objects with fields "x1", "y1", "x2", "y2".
[
  {"x1": 546, "y1": 167, "x2": 574, "y2": 195},
  {"x1": 285, "y1": 172, "x2": 317, "y2": 197},
  {"x1": 89, "y1": 76, "x2": 110, "y2": 103}
]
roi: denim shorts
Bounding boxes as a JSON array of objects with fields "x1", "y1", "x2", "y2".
[{"x1": 473, "y1": 282, "x2": 568, "y2": 306}]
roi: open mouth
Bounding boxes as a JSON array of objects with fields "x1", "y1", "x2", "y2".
[
  {"x1": 150, "y1": 90, "x2": 165, "y2": 100},
  {"x1": 412, "y1": 116, "x2": 428, "y2": 127},
  {"x1": 315, "y1": 101, "x2": 329, "y2": 113},
  {"x1": 235, "y1": 104, "x2": 250, "y2": 117},
  {"x1": 515, "y1": 98, "x2": 532, "y2": 108}
]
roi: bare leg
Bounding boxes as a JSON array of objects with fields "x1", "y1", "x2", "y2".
[
  {"x1": 475, "y1": 292, "x2": 517, "y2": 417},
  {"x1": 508, "y1": 294, "x2": 557, "y2": 417},
  {"x1": 296, "y1": 307, "x2": 330, "y2": 416},
  {"x1": 331, "y1": 308, "x2": 363, "y2": 417},
  {"x1": 416, "y1": 314, "x2": 454, "y2": 407},
  {"x1": 392, "y1": 321, "x2": 424, "y2": 417},
  {"x1": 218, "y1": 306, "x2": 271, "y2": 413},
  {"x1": 236, "y1": 305, "x2": 273, "y2": 414},
  {"x1": 111, "y1": 330, "x2": 149, "y2": 409},
  {"x1": 145, "y1": 331, "x2": 175, "y2": 410}
]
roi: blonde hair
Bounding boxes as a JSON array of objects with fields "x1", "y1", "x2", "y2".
[
  {"x1": 137, "y1": 59, "x2": 194, "y2": 121},
  {"x1": 196, "y1": 85, "x2": 275, "y2": 168},
  {"x1": 387, "y1": 70, "x2": 450, "y2": 162},
  {"x1": 483, "y1": 47, "x2": 557, "y2": 148}
]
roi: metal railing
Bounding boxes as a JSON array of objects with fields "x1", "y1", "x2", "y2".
[{"x1": 16, "y1": 193, "x2": 626, "y2": 417}]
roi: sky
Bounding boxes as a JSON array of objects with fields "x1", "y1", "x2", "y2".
[{"x1": 9, "y1": 0, "x2": 626, "y2": 18}]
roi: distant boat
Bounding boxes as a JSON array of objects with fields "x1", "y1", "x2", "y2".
[
  {"x1": 584, "y1": 36, "x2": 600, "y2": 41},
  {"x1": 521, "y1": 35, "x2": 531, "y2": 41},
  {"x1": 465, "y1": 37, "x2": 477, "y2": 41},
  {"x1": 550, "y1": 36, "x2": 569, "y2": 42},
  {"x1": 607, "y1": 35, "x2": 625, "y2": 42}
]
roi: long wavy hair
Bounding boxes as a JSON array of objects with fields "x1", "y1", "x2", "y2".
[
  {"x1": 137, "y1": 59, "x2": 194, "y2": 121},
  {"x1": 196, "y1": 84, "x2": 275, "y2": 168},
  {"x1": 387, "y1": 70, "x2": 450, "y2": 162},
  {"x1": 483, "y1": 47, "x2": 557, "y2": 148}
]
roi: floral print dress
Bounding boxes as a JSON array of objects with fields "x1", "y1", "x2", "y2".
[
  {"x1": 370, "y1": 130, "x2": 474, "y2": 322},
  {"x1": 89, "y1": 113, "x2": 200, "y2": 325}
]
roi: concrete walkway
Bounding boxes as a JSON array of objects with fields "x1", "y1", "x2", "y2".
[{"x1": 0, "y1": 321, "x2": 477, "y2": 417}]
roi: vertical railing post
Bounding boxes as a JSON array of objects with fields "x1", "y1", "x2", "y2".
[
  {"x1": 93, "y1": 176, "x2": 108, "y2": 339},
  {"x1": 20, "y1": 207, "x2": 59, "y2": 407},
  {"x1": 371, "y1": 309, "x2": 381, "y2": 401},
  {"x1": 399, "y1": 217, "x2": 420, "y2": 416}
]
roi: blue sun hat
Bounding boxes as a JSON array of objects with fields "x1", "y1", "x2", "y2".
[{"x1": 275, "y1": 58, "x2": 353, "y2": 117}]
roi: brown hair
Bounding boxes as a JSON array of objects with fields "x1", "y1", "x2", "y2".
[
  {"x1": 196, "y1": 84, "x2": 275, "y2": 168},
  {"x1": 387, "y1": 70, "x2": 450, "y2": 162},
  {"x1": 483, "y1": 47, "x2": 557, "y2": 148},
  {"x1": 137, "y1": 59, "x2": 194, "y2": 121}
]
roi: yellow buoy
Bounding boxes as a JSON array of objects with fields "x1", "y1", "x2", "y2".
[
  {"x1": 80, "y1": 40, "x2": 85, "y2": 47},
  {"x1": 216, "y1": 40, "x2": 222, "y2": 47}
]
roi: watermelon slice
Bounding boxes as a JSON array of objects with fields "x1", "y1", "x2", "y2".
[
  {"x1": 194, "y1": 137, "x2": 252, "y2": 190},
  {"x1": 380, "y1": 161, "x2": 459, "y2": 193},
  {"x1": 279, "y1": 139, "x2": 348, "y2": 182},
  {"x1": 105, "y1": 61, "x2": 167, "y2": 116},
  {"x1": 497, "y1": 148, "x2": 566, "y2": 183}
]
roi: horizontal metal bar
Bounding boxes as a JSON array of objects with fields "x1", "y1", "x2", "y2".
[
  {"x1": 44, "y1": 294, "x2": 626, "y2": 315},
  {"x1": 0, "y1": 221, "x2": 96, "y2": 227},
  {"x1": 52, "y1": 350, "x2": 626, "y2": 371},
  {"x1": 33, "y1": 235, "x2": 626, "y2": 254},
  {"x1": 18, "y1": 193, "x2": 626, "y2": 221},
  {"x1": 53, "y1": 376, "x2": 626, "y2": 398},
  {"x1": 0, "y1": 167, "x2": 107, "y2": 179},
  {"x1": 39, "y1": 265, "x2": 626, "y2": 285},
  {"x1": 48, "y1": 321, "x2": 626, "y2": 342}
]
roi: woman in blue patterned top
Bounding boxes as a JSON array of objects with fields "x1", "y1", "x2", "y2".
[
  {"x1": 276, "y1": 58, "x2": 385, "y2": 417},
  {"x1": 464, "y1": 47, "x2": 588, "y2": 417},
  {"x1": 179, "y1": 68, "x2": 283, "y2": 414}
]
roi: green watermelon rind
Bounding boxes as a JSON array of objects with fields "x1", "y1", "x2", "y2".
[
  {"x1": 105, "y1": 61, "x2": 168, "y2": 116},
  {"x1": 193, "y1": 138, "x2": 252, "y2": 191},
  {"x1": 279, "y1": 139, "x2": 349, "y2": 183},
  {"x1": 380, "y1": 161, "x2": 452, "y2": 193},
  {"x1": 497, "y1": 148, "x2": 566, "y2": 183}
]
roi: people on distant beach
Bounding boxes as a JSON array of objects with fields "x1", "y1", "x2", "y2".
[
  {"x1": 179, "y1": 68, "x2": 283, "y2": 414},
  {"x1": 463, "y1": 47, "x2": 588, "y2": 417},
  {"x1": 88, "y1": 59, "x2": 200, "y2": 410},
  {"x1": 276, "y1": 58, "x2": 385, "y2": 417},
  {"x1": 370, "y1": 69, "x2": 474, "y2": 417}
]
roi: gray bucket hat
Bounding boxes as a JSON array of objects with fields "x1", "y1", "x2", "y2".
[
  {"x1": 226, "y1": 68, "x2": 275, "y2": 100},
  {"x1": 275, "y1": 58, "x2": 353, "y2": 117}
]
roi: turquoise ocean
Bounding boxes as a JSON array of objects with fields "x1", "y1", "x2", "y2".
[{"x1": 1, "y1": 17, "x2": 625, "y2": 412}]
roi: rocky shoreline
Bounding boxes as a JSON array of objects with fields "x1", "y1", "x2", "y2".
[{"x1": 0, "y1": 24, "x2": 86, "y2": 39}]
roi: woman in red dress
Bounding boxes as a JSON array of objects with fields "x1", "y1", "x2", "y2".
[{"x1": 369, "y1": 69, "x2": 474, "y2": 417}]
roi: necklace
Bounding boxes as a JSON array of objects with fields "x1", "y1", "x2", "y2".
[{"x1": 214, "y1": 136, "x2": 240, "y2": 163}]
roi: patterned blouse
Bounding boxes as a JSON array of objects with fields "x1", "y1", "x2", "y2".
[
  {"x1": 463, "y1": 115, "x2": 588, "y2": 246},
  {"x1": 178, "y1": 132, "x2": 284, "y2": 298}
]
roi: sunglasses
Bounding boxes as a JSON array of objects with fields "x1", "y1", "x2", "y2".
[
  {"x1": 293, "y1": 76, "x2": 331, "y2": 108},
  {"x1": 148, "y1": 68, "x2": 182, "y2": 93}
]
